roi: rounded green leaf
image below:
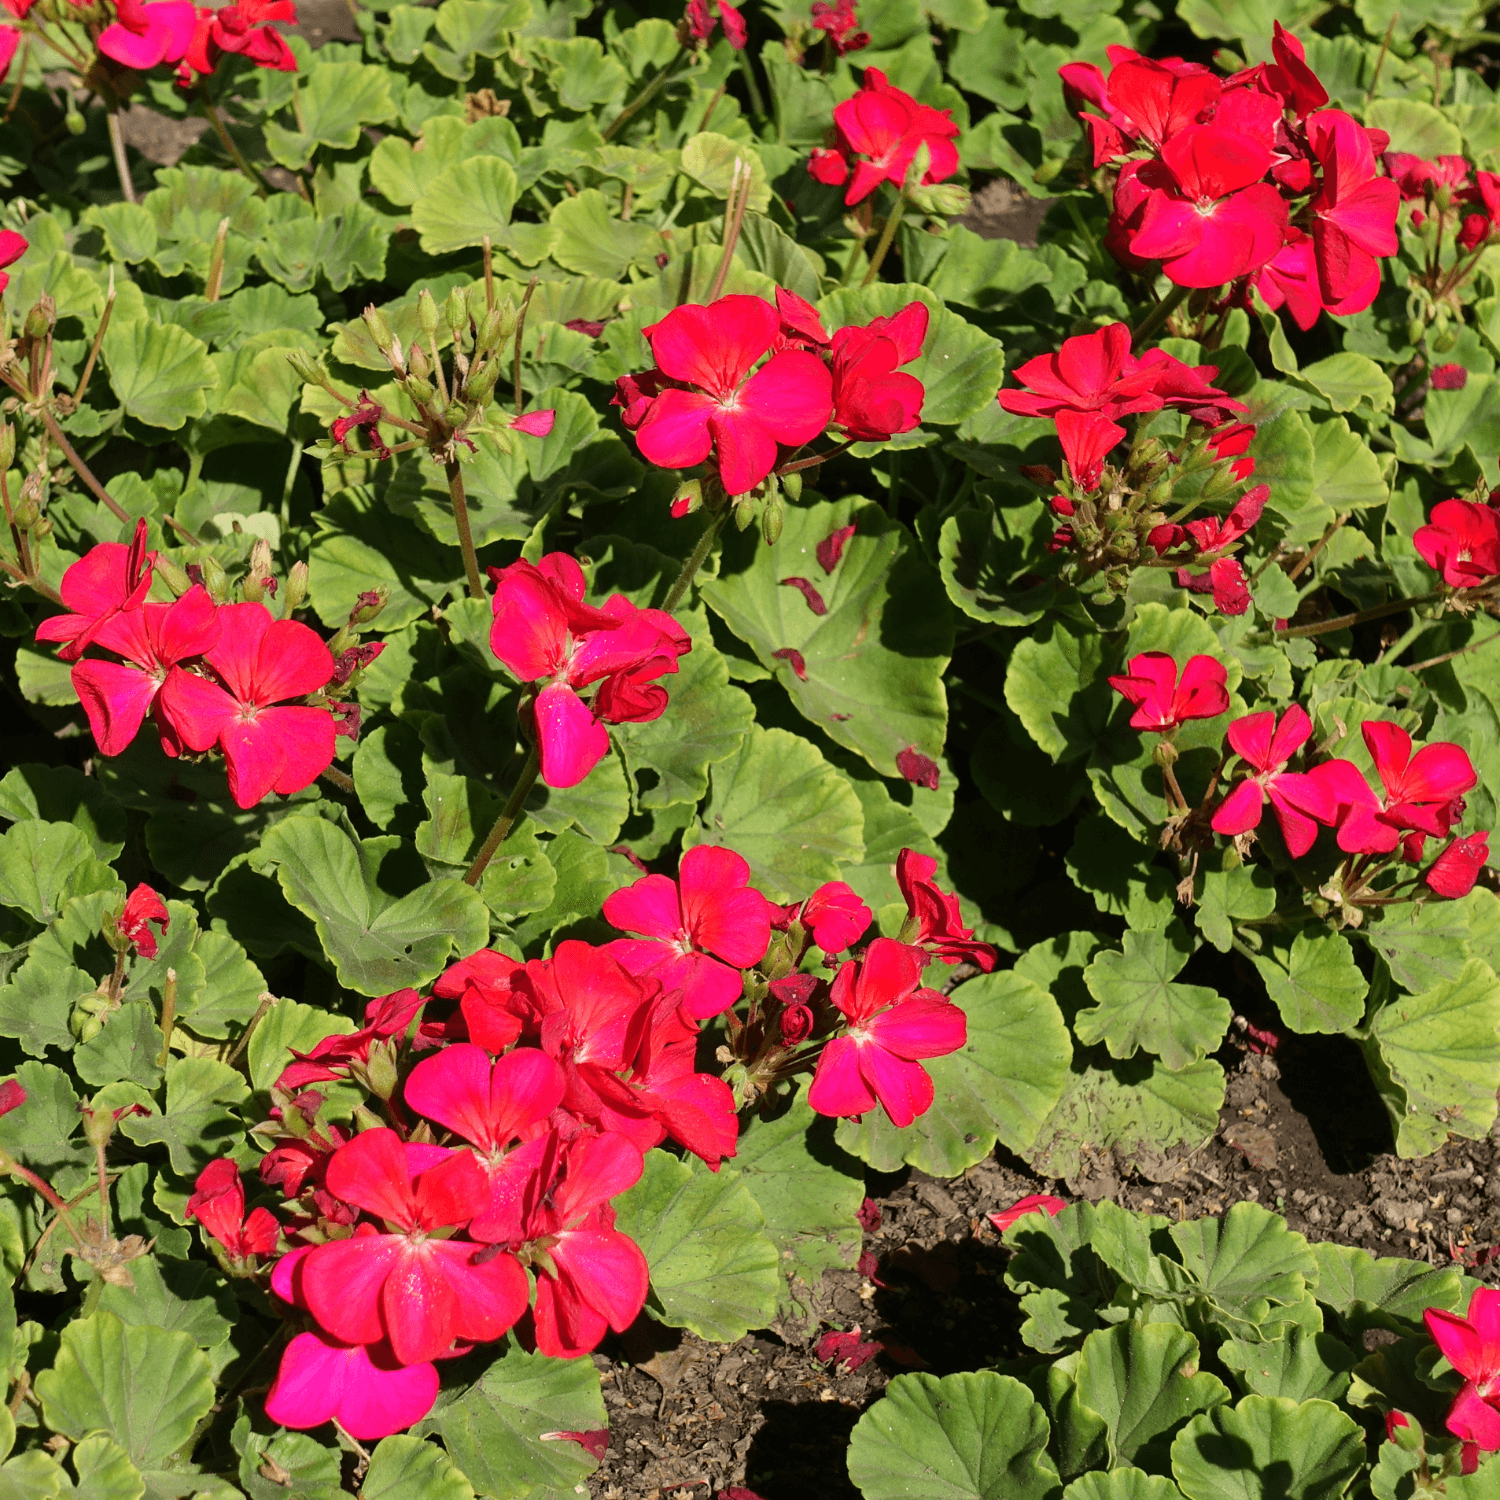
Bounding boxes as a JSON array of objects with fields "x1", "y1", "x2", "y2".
[
  {"x1": 684, "y1": 725, "x2": 865, "y2": 902},
  {"x1": 1170, "y1": 1395, "x2": 1364, "y2": 1500},
  {"x1": 35, "y1": 1311, "x2": 214, "y2": 1470},
  {"x1": 848, "y1": 1371, "x2": 1060, "y2": 1500},
  {"x1": 1250, "y1": 928, "x2": 1367, "y2": 1035},
  {"x1": 549, "y1": 188, "x2": 659, "y2": 280},
  {"x1": 1066, "y1": 1476, "x2": 1186, "y2": 1500},
  {"x1": 835, "y1": 969, "x2": 1071, "y2": 1176},
  {"x1": 103, "y1": 318, "x2": 217, "y2": 430},
  {"x1": 610, "y1": 1149, "x2": 780, "y2": 1342},
  {"x1": 412, "y1": 158, "x2": 521, "y2": 255},
  {"x1": 702, "y1": 498, "x2": 953, "y2": 778},
  {"x1": 361, "y1": 1435, "x2": 475, "y2": 1500},
  {"x1": 426, "y1": 1344, "x2": 605, "y2": 1500}
]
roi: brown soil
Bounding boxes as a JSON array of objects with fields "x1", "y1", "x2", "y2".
[
  {"x1": 957, "y1": 177, "x2": 1054, "y2": 248},
  {"x1": 587, "y1": 1029, "x2": 1500, "y2": 1500}
]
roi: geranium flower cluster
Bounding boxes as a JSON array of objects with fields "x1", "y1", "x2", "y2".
[
  {"x1": 487, "y1": 552, "x2": 691, "y2": 789},
  {"x1": 1061, "y1": 27, "x2": 1400, "y2": 324},
  {"x1": 807, "y1": 66, "x2": 960, "y2": 205},
  {"x1": 1, "y1": 0, "x2": 296, "y2": 86},
  {"x1": 1110, "y1": 652, "x2": 1489, "y2": 905},
  {"x1": 34, "y1": 523, "x2": 370, "y2": 808},
  {"x1": 1426, "y1": 1287, "x2": 1500, "y2": 1454},
  {"x1": 614, "y1": 289, "x2": 929, "y2": 499},
  {"x1": 176, "y1": 846, "x2": 993, "y2": 1442},
  {"x1": 999, "y1": 322, "x2": 1263, "y2": 610},
  {"x1": 1414, "y1": 496, "x2": 1500, "y2": 591}
]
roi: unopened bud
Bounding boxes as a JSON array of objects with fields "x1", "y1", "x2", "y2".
[
  {"x1": 417, "y1": 288, "x2": 440, "y2": 340},
  {"x1": 445, "y1": 286, "x2": 469, "y2": 341},
  {"x1": 283, "y1": 560, "x2": 309, "y2": 615},
  {"x1": 362, "y1": 304, "x2": 396, "y2": 355},
  {"x1": 286, "y1": 349, "x2": 332, "y2": 390},
  {"x1": 12, "y1": 496, "x2": 37, "y2": 530},
  {"x1": 733, "y1": 492, "x2": 756, "y2": 531},
  {"x1": 0, "y1": 425, "x2": 13, "y2": 472},
  {"x1": 65, "y1": 110, "x2": 86, "y2": 136},
  {"x1": 465, "y1": 359, "x2": 500, "y2": 404},
  {"x1": 30, "y1": 515, "x2": 51, "y2": 542},
  {"x1": 361, "y1": 1037, "x2": 399, "y2": 1101},
  {"x1": 781, "y1": 470, "x2": 803, "y2": 502},
  {"x1": 761, "y1": 493, "x2": 783, "y2": 546},
  {"x1": 476, "y1": 300, "x2": 516, "y2": 356},
  {"x1": 153, "y1": 553, "x2": 191, "y2": 596},
  {"x1": 24, "y1": 296, "x2": 53, "y2": 340},
  {"x1": 197, "y1": 553, "x2": 229, "y2": 604},
  {"x1": 1151, "y1": 737, "x2": 1179, "y2": 768},
  {"x1": 407, "y1": 342, "x2": 430, "y2": 380},
  {"x1": 349, "y1": 588, "x2": 388, "y2": 626},
  {"x1": 671, "y1": 477, "x2": 703, "y2": 519},
  {"x1": 404, "y1": 374, "x2": 435, "y2": 407},
  {"x1": 444, "y1": 401, "x2": 469, "y2": 427}
]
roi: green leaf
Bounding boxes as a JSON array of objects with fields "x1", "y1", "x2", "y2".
[
  {"x1": 361, "y1": 1436, "x2": 474, "y2": 1500},
  {"x1": 35, "y1": 1311, "x2": 214, "y2": 1469},
  {"x1": 820, "y1": 284, "x2": 1006, "y2": 426},
  {"x1": 263, "y1": 61, "x2": 395, "y2": 168},
  {"x1": 848, "y1": 1371, "x2": 1060, "y2": 1500},
  {"x1": 1064, "y1": 1476, "x2": 1186, "y2": 1500},
  {"x1": 1195, "y1": 860, "x2": 1277, "y2": 954},
  {"x1": 97, "y1": 1257, "x2": 234, "y2": 1351},
  {"x1": 684, "y1": 726, "x2": 865, "y2": 902},
  {"x1": 1365, "y1": 97, "x2": 1463, "y2": 158},
  {"x1": 1027, "y1": 1057, "x2": 1225, "y2": 1181},
  {"x1": 0, "y1": 820, "x2": 115, "y2": 925},
  {"x1": 217, "y1": 346, "x2": 302, "y2": 433},
  {"x1": 0, "y1": 1061, "x2": 87, "y2": 1172},
  {"x1": 1006, "y1": 619, "x2": 1112, "y2": 763},
  {"x1": 427, "y1": 1345, "x2": 605, "y2": 1500},
  {"x1": 1361, "y1": 958, "x2": 1500, "y2": 1157},
  {"x1": 246, "y1": 997, "x2": 355, "y2": 1094},
  {"x1": 1169, "y1": 1202, "x2": 1318, "y2": 1330},
  {"x1": 1295, "y1": 354, "x2": 1393, "y2": 414},
  {"x1": 733, "y1": 1091, "x2": 865, "y2": 1312},
  {"x1": 1074, "y1": 1324, "x2": 1229, "y2": 1467},
  {"x1": 103, "y1": 319, "x2": 217, "y2": 430},
  {"x1": 412, "y1": 158, "x2": 530, "y2": 258},
  {"x1": 702, "y1": 498, "x2": 953, "y2": 778},
  {"x1": 70, "y1": 1436, "x2": 145, "y2": 1500},
  {"x1": 1250, "y1": 928, "x2": 1368, "y2": 1034},
  {"x1": 1363, "y1": 894, "x2": 1483, "y2": 995},
  {"x1": 73, "y1": 1001, "x2": 164, "y2": 1091},
  {"x1": 1220, "y1": 1326, "x2": 1356, "y2": 1404},
  {"x1": 835, "y1": 970, "x2": 1071, "y2": 1176},
  {"x1": 1311, "y1": 418, "x2": 1388, "y2": 512},
  {"x1": 0, "y1": 765, "x2": 127, "y2": 860},
  {"x1": 88, "y1": 203, "x2": 159, "y2": 265},
  {"x1": 236, "y1": 1425, "x2": 341, "y2": 1500},
  {"x1": 1308, "y1": 1243, "x2": 1462, "y2": 1333},
  {"x1": 549, "y1": 188, "x2": 660, "y2": 280},
  {"x1": 937, "y1": 500, "x2": 1056, "y2": 628},
  {"x1": 609, "y1": 607, "x2": 755, "y2": 811},
  {"x1": 176, "y1": 930, "x2": 267, "y2": 1042},
  {"x1": 119, "y1": 1057, "x2": 248, "y2": 1175},
  {"x1": 1170, "y1": 1395, "x2": 1364, "y2": 1500},
  {"x1": 256, "y1": 818, "x2": 489, "y2": 995},
  {"x1": 0, "y1": 956, "x2": 91, "y2": 1057},
  {"x1": 611, "y1": 1149, "x2": 780, "y2": 1342},
  {"x1": 1077, "y1": 923, "x2": 1230, "y2": 1070},
  {"x1": 680, "y1": 133, "x2": 772, "y2": 211},
  {"x1": 507, "y1": 827, "x2": 617, "y2": 949}
]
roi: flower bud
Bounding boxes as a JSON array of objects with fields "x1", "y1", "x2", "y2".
[
  {"x1": 733, "y1": 492, "x2": 756, "y2": 531},
  {"x1": 476, "y1": 300, "x2": 517, "y2": 356},
  {"x1": 670, "y1": 478, "x2": 703, "y2": 519},
  {"x1": 407, "y1": 342, "x2": 430, "y2": 380},
  {"x1": 286, "y1": 349, "x2": 332, "y2": 391},
  {"x1": 465, "y1": 359, "x2": 501, "y2": 404},
  {"x1": 1387, "y1": 1411, "x2": 1425, "y2": 1453},
  {"x1": 444, "y1": 401, "x2": 469, "y2": 428},
  {"x1": 11, "y1": 495, "x2": 37, "y2": 530},
  {"x1": 349, "y1": 588, "x2": 388, "y2": 627},
  {"x1": 360, "y1": 1037, "x2": 399, "y2": 1101},
  {"x1": 404, "y1": 374, "x2": 435, "y2": 407},
  {"x1": 65, "y1": 110, "x2": 86, "y2": 136},
  {"x1": 24, "y1": 296, "x2": 53, "y2": 340},
  {"x1": 30, "y1": 515, "x2": 51, "y2": 542},
  {"x1": 781, "y1": 470, "x2": 803, "y2": 502},
  {"x1": 444, "y1": 286, "x2": 470, "y2": 342},
  {"x1": 196, "y1": 553, "x2": 230, "y2": 604},
  {"x1": 0, "y1": 424, "x2": 13, "y2": 473},
  {"x1": 417, "y1": 288, "x2": 440, "y2": 340},
  {"x1": 761, "y1": 493, "x2": 783, "y2": 546},
  {"x1": 1152, "y1": 737, "x2": 1179, "y2": 767},
  {"x1": 362, "y1": 304, "x2": 396, "y2": 356},
  {"x1": 153, "y1": 553, "x2": 192, "y2": 596},
  {"x1": 283, "y1": 560, "x2": 309, "y2": 615}
]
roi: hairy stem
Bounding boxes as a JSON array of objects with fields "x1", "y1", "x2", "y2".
[
  {"x1": 1410, "y1": 628, "x2": 1500, "y2": 673},
  {"x1": 104, "y1": 101, "x2": 136, "y2": 204},
  {"x1": 601, "y1": 46, "x2": 687, "y2": 142},
  {"x1": 707, "y1": 160, "x2": 752, "y2": 302},
  {"x1": 860, "y1": 191, "x2": 908, "y2": 288},
  {"x1": 446, "y1": 457, "x2": 486, "y2": 600},
  {"x1": 664, "y1": 507, "x2": 730, "y2": 612},
  {"x1": 513, "y1": 275, "x2": 539, "y2": 417},
  {"x1": 1131, "y1": 282, "x2": 1191, "y2": 345},
  {"x1": 464, "y1": 746, "x2": 542, "y2": 886},
  {"x1": 198, "y1": 84, "x2": 268, "y2": 198},
  {"x1": 1274, "y1": 589, "x2": 1444, "y2": 640}
]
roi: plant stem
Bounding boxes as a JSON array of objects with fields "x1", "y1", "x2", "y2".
[
  {"x1": 320, "y1": 764, "x2": 356, "y2": 793},
  {"x1": 73, "y1": 269, "x2": 116, "y2": 405},
  {"x1": 1131, "y1": 282, "x2": 1191, "y2": 345},
  {"x1": 198, "y1": 84, "x2": 267, "y2": 198},
  {"x1": 446, "y1": 457, "x2": 486, "y2": 600},
  {"x1": 1286, "y1": 511, "x2": 1348, "y2": 582},
  {"x1": 482, "y1": 235, "x2": 495, "y2": 313},
  {"x1": 1274, "y1": 589, "x2": 1443, "y2": 640},
  {"x1": 39, "y1": 407, "x2": 128, "y2": 525},
  {"x1": 707, "y1": 159, "x2": 751, "y2": 302},
  {"x1": 664, "y1": 507, "x2": 730, "y2": 612},
  {"x1": 464, "y1": 746, "x2": 541, "y2": 886},
  {"x1": 157, "y1": 967, "x2": 177, "y2": 1070},
  {"x1": 512, "y1": 275, "x2": 539, "y2": 417},
  {"x1": 1365, "y1": 10, "x2": 1398, "y2": 101},
  {"x1": 860, "y1": 191, "x2": 908, "y2": 288},
  {"x1": 1410, "y1": 628, "x2": 1500, "y2": 673},
  {"x1": 737, "y1": 48, "x2": 767, "y2": 121},
  {"x1": 226, "y1": 993, "x2": 277, "y2": 1069},
  {"x1": 601, "y1": 46, "x2": 687, "y2": 142},
  {"x1": 104, "y1": 102, "x2": 135, "y2": 204}
]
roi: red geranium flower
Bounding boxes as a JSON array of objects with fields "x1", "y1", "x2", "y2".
[
  {"x1": 988, "y1": 1194, "x2": 1067, "y2": 1233},
  {"x1": 1414, "y1": 499, "x2": 1500, "y2": 588},
  {"x1": 1306, "y1": 109, "x2": 1400, "y2": 313},
  {"x1": 617, "y1": 294, "x2": 833, "y2": 497},
  {"x1": 1107, "y1": 652, "x2": 1229, "y2": 732},
  {"x1": 186, "y1": 1158, "x2": 279, "y2": 1263},
  {"x1": 116, "y1": 883, "x2": 170, "y2": 959},
  {"x1": 603, "y1": 844, "x2": 774, "y2": 1019},
  {"x1": 0, "y1": 228, "x2": 24, "y2": 293},
  {"x1": 777, "y1": 881, "x2": 872, "y2": 955},
  {"x1": 1426, "y1": 832, "x2": 1490, "y2": 898},
  {"x1": 807, "y1": 938, "x2": 967, "y2": 1128},
  {"x1": 828, "y1": 302, "x2": 929, "y2": 442},
  {"x1": 810, "y1": 0, "x2": 867, "y2": 56},
  {"x1": 266, "y1": 1329, "x2": 438, "y2": 1440},
  {"x1": 894, "y1": 849, "x2": 997, "y2": 971},
  {"x1": 156, "y1": 602, "x2": 336, "y2": 808},
  {"x1": 1425, "y1": 1287, "x2": 1500, "y2": 1451},
  {"x1": 1211, "y1": 705, "x2": 1333, "y2": 857}
]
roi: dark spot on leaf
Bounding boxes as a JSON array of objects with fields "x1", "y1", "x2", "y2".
[
  {"x1": 780, "y1": 576, "x2": 828, "y2": 615},
  {"x1": 772, "y1": 647, "x2": 808, "y2": 680}
]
